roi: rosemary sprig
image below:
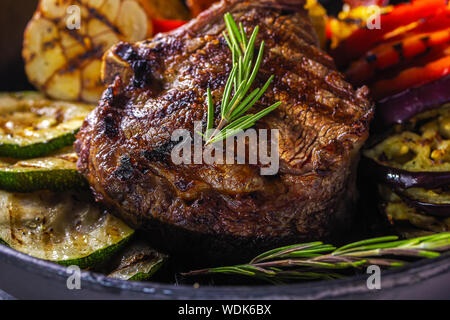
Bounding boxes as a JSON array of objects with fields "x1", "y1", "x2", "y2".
[
  {"x1": 202, "y1": 13, "x2": 281, "y2": 145},
  {"x1": 184, "y1": 233, "x2": 450, "y2": 283}
]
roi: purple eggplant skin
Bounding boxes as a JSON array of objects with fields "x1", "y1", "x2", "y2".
[
  {"x1": 375, "y1": 75, "x2": 450, "y2": 129},
  {"x1": 363, "y1": 157, "x2": 450, "y2": 190},
  {"x1": 398, "y1": 193, "x2": 450, "y2": 218}
]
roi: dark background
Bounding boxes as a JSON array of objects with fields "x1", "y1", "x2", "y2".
[{"x1": 0, "y1": 0, "x2": 38, "y2": 91}]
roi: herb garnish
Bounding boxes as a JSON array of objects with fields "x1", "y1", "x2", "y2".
[
  {"x1": 202, "y1": 13, "x2": 281, "y2": 145},
  {"x1": 184, "y1": 232, "x2": 450, "y2": 284}
]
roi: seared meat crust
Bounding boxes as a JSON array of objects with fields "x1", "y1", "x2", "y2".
[{"x1": 76, "y1": 0, "x2": 373, "y2": 262}]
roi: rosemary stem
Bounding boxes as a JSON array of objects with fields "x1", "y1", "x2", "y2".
[
  {"x1": 206, "y1": 118, "x2": 228, "y2": 145},
  {"x1": 204, "y1": 13, "x2": 281, "y2": 145},
  {"x1": 183, "y1": 232, "x2": 450, "y2": 283}
]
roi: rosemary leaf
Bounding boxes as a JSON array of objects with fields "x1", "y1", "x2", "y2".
[
  {"x1": 332, "y1": 236, "x2": 399, "y2": 253},
  {"x1": 203, "y1": 13, "x2": 281, "y2": 145},
  {"x1": 184, "y1": 232, "x2": 450, "y2": 284}
]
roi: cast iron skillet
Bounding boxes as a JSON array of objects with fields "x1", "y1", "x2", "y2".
[
  {"x1": 0, "y1": 243, "x2": 449, "y2": 299},
  {"x1": 0, "y1": 0, "x2": 449, "y2": 300}
]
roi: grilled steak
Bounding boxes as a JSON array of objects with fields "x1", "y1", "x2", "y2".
[{"x1": 76, "y1": 0, "x2": 373, "y2": 264}]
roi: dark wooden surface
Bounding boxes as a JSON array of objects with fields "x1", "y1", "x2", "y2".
[{"x1": 0, "y1": 0, "x2": 38, "y2": 91}]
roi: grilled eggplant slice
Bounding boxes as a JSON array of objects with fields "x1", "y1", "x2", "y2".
[
  {"x1": 0, "y1": 189, "x2": 134, "y2": 269},
  {"x1": 0, "y1": 92, "x2": 93, "y2": 158},
  {"x1": 364, "y1": 106, "x2": 450, "y2": 189},
  {"x1": 376, "y1": 76, "x2": 450, "y2": 129},
  {"x1": 402, "y1": 187, "x2": 450, "y2": 205},
  {"x1": 379, "y1": 184, "x2": 449, "y2": 233},
  {"x1": 0, "y1": 147, "x2": 86, "y2": 192},
  {"x1": 364, "y1": 158, "x2": 450, "y2": 190},
  {"x1": 23, "y1": 0, "x2": 185, "y2": 103},
  {"x1": 398, "y1": 187, "x2": 450, "y2": 218}
]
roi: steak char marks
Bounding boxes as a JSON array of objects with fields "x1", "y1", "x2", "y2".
[{"x1": 76, "y1": 0, "x2": 373, "y2": 264}]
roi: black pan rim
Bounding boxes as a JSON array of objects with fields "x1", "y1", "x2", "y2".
[{"x1": 1, "y1": 242, "x2": 449, "y2": 299}]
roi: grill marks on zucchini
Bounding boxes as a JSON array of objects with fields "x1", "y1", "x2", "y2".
[
  {"x1": 0, "y1": 92, "x2": 94, "y2": 159},
  {"x1": 0, "y1": 147, "x2": 86, "y2": 192},
  {"x1": 0, "y1": 190, "x2": 134, "y2": 269},
  {"x1": 0, "y1": 93, "x2": 166, "y2": 276}
]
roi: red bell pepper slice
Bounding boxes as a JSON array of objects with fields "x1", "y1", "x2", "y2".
[
  {"x1": 371, "y1": 55, "x2": 450, "y2": 100},
  {"x1": 344, "y1": 0, "x2": 390, "y2": 8},
  {"x1": 331, "y1": 0, "x2": 448, "y2": 67},
  {"x1": 384, "y1": 8, "x2": 450, "y2": 43},
  {"x1": 368, "y1": 44, "x2": 450, "y2": 85},
  {"x1": 152, "y1": 19, "x2": 187, "y2": 34},
  {"x1": 346, "y1": 27, "x2": 450, "y2": 85}
]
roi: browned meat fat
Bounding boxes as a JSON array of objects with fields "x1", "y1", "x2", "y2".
[{"x1": 75, "y1": 0, "x2": 373, "y2": 263}]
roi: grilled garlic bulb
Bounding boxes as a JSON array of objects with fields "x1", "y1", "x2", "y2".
[{"x1": 22, "y1": 0, "x2": 188, "y2": 103}]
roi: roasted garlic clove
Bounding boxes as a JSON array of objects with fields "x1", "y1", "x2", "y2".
[{"x1": 22, "y1": 0, "x2": 176, "y2": 103}]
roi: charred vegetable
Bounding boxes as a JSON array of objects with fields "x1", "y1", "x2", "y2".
[
  {"x1": 346, "y1": 28, "x2": 450, "y2": 87},
  {"x1": 331, "y1": 0, "x2": 448, "y2": 67},
  {"x1": 397, "y1": 187, "x2": 450, "y2": 218},
  {"x1": 371, "y1": 55, "x2": 450, "y2": 100},
  {"x1": 364, "y1": 159, "x2": 450, "y2": 190},
  {"x1": 22, "y1": 0, "x2": 189, "y2": 103},
  {"x1": 0, "y1": 92, "x2": 93, "y2": 158},
  {"x1": 379, "y1": 185, "x2": 449, "y2": 233},
  {"x1": 326, "y1": 4, "x2": 393, "y2": 51},
  {"x1": 107, "y1": 239, "x2": 167, "y2": 281},
  {"x1": 0, "y1": 190, "x2": 134, "y2": 269},
  {"x1": 0, "y1": 147, "x2": 86, "y2": 192},
  {"x1": 364, "y1": 106, "x2": 450, "y2": 189},
  {"x1": 365, "y1": 100, "x2": 450, "y2": 234},
  {"x1": 376, "y1": 76, "x2": 450, "y2": 128}
]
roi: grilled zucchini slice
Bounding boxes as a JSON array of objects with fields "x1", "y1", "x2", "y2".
[
  {"x1": 107, "y1": 239, "x2": 167, "y2": 281},
  {"x1": 0, "y1": 147, "x2": 86, "y2": 192},
  {"x1": 0, "y1": 190, "x2": 134, "y2": 269},
  {"x1": 0, "y1": 92, "x2": 93, "y2": 158}
]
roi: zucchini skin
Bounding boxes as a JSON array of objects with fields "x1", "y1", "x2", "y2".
[
  {"x1": 0, "y1": 91, "x2": 93, "y2": 159},
  {"x1": 126, "y1": 258, "x2": 166, "y2": 281},
  {"x1": 0, "y1": 168, "x2": 87, "y2": 193},
  {"x1": 57, "y1": 234, "x2": 134, "y2": 270},
  {"x1": 0, "y1": 227, "x2": 134, "y2": 270},
  {"x1": 0, "y1": 131, "x2": 77, "y2": 159},
  {"x1": 106, "y1": 240, "x2": 168, "y2": 281},
  {"x1": 0, "y1": 190, "x2": 136, "y2": 269}
]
